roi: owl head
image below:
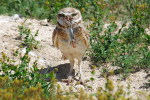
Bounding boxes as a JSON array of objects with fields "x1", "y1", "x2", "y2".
[{"x1": 57, "y1": 7, "x2": 82, "y2": 28}]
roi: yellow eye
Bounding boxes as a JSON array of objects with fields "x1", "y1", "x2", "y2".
[
  {"x1": 72, "y1": 13, "x2": 77, "y2": 16},
  {"x1": 58, "y1": 14, "x2": 65, "y2": 17}
]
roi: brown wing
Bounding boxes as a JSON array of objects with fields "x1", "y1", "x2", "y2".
[
  {"x1": 82, "y1": 27, "x2": 90, "y2": 48},
  {"x1": 52, "y1": 27, "x2": 59, "y2": 48}
]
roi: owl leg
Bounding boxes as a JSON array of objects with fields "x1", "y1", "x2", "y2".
[
  {"x1": 69, "y1": 58, "x2": 74, "y2": 75},
  {"x1": 67, "y1": 58, "x2": 75, "y2": 83},
  {"x1": 78, "y1": 58, "x2": 83, "y2": 83}
]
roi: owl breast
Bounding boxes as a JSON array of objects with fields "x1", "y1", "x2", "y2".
[{"x1": 57, "y1": 27, "x2": 87, "y2": 59}]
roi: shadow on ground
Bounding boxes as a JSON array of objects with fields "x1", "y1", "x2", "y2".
[
  {"x1": 140, "y1": 74, "x2": 150, "y2": 89},
  {"x1": 38, "y1": 63, "x2": 75, "y2": 81}
]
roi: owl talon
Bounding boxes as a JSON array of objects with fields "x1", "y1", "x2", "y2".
[
  {"x1": 62, "y1": 76, "x2": 73, "y2": 85},
  {"x1": 79, "y1": 77, "x2": 84, "y2": 85},
  {"x1": 68, "y1": 76, "x2": 73, "y2": 84},
  {"x1": 80, "y1": 81, "x2": 84, "y2": 85}
]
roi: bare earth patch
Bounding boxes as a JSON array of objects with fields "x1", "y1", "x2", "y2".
[{"x1": 0, "y1": 15, "x2": 149, "y2": 99}]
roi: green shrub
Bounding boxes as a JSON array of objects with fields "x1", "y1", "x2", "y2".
[
  {"x1": 89, "y1": 0, "x2": 150, "y2": 76},
  {"x1": 18, "y1": 23, "x2": 40, "y2": 50},
  {"x1": 0, "y1": 24, "x2": 57, "y2": 99},
  {"x1": 0, "y1": 75, "x2": 134, "y2": 100}
]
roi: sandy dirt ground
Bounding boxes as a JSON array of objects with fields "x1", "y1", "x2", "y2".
[{"x1": 0, "y1": 15, "x2": 149, "y2": 99}]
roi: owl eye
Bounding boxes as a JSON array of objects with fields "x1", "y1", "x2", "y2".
[
  {"x1": 72, "y1": 13, "x2": 77, "y2": 16},
  {"x1": 58, "y1": 14, "x2": 65, "y2": 17}
]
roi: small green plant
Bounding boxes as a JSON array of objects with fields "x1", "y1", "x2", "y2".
[
  {"x1": 18, "y1": 23, "x2": 39, "y2": 50},
  {"x1": 96, "y1": 78, "x2": 130, "y2": 100}
]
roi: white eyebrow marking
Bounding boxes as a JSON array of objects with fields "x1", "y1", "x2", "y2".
[
  {"x1": 73, "y1": 17, "x2": 82, "y2": 23},
  {"x1": 59, "y1": 11, "x2": 72, "y2": 16},
  {"x1": 63, "y1": 12, "x2": 72, "y2": 15}
]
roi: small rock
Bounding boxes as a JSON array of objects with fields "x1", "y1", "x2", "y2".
[
  {"x1": 12, "y1": 14, "x2": 22, "y2": 20},
  {"x1": 40, "y1": 19, "x2": 49, "y2": 26},
  {"x1": 145, "y1": 28, "x2": 150, "y2": 35},
  {"x1": 29, "y1": 51, "x2": 37, "y2": 57},
  {"x1": 0, "y1": 71, "x2": 4, "y2": 75},
  {"x1": 37, "y1": 58, "x2": 47, "y2": 67},
  {"x1": 75, "y1": 84, "x2": 85, "y2": 90},
  {"x1": 0, "y1": 30, "x2": 5, "y2": 35},
  {"x1": 21, "y1": 47, "x2": 26, "y2": 56},
  {"x1": 104, "y1": 23, "x2": 110, "y2": 29},
  {"x1": 38, "y1": 58, "x2": 45, "y2": 63},
  {"x1": 148, "y1": 46, "x2": 150, "y2": 51},
  {"x1": 35, "y1": 37, "x2": 41, "y2": 41}
]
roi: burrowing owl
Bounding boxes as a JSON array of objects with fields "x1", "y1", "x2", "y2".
[{"x1": 52, "y1": 7, "x2": 90, "y2": 83}]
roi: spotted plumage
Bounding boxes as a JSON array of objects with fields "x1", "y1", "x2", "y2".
[{"x1": 52, "y1": 7, "x2": 90, "y2": 83}]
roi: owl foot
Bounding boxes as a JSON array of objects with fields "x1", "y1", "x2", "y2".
[
  {"x1": 62, "y1": 76, "x2": 73, "y2": 85},
  {"x1": 75, "y1": 79, "x2": 85, "y2": 85},
  {"x1": 79, "y1": 78, "x2": 84, "y2": 85},
  {"x1": 67, "y1": 76, "x2": 73, "y2": 84}
]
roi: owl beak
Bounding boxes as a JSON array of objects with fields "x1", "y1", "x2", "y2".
[
  {"x1": 65, "y1": 16, "x2": 72, "y2": 21},
  {"x1": 65, "y1": 16, "x2": 74, "y2": 40}
]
